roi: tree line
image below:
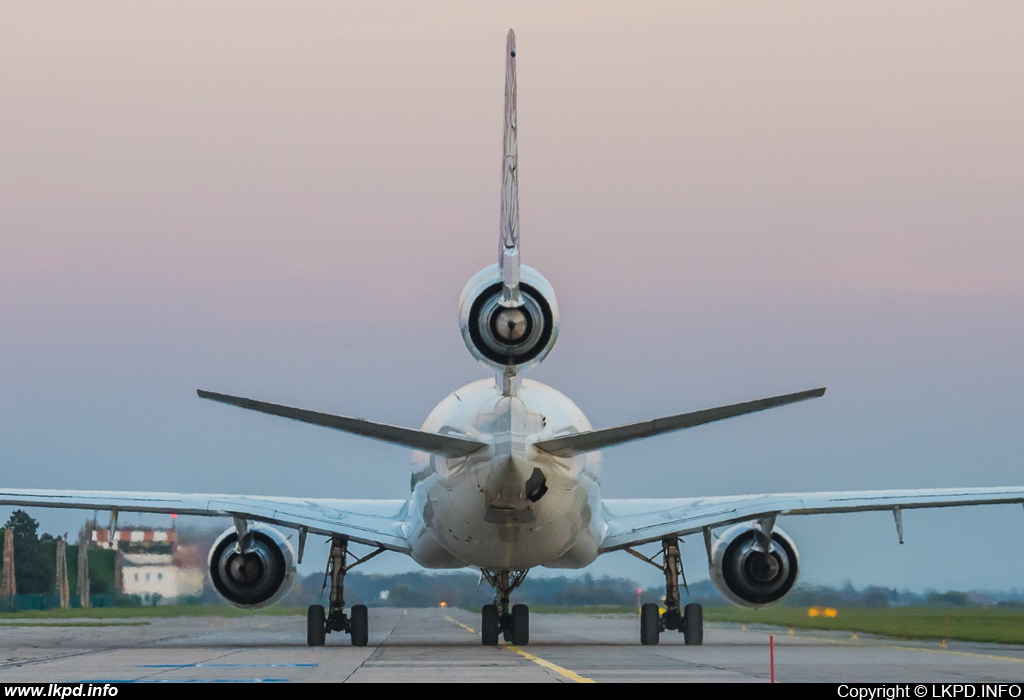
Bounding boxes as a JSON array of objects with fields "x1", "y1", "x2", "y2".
[{"x1": 0, "y1": 510, "x2": 115, "y2": 595}]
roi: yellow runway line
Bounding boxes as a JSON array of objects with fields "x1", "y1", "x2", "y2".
[
  {"x1": 443, "y1": 614, "x2": 596, "y2": 683},
  {"x1": 446, "y1": 616, "x2": 478, "y2": 635},
  {"x1": 506, "y1": 645, "x2": 596, "y2": 683},
  {"x1": 877, "y1": 643, "x2": 1024, "y2": 665},
  {"x1": 791, "y1": 630, "x2": 1024, "y2": 665}
]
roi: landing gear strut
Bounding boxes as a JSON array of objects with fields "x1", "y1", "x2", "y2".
[
  {"x1": 626, "y1": 536, "x2": 703, "y2": 646},
  {"x1": 306, "y1": 536, "x2": 385, "y2": 647},
  {"x1": 480, "y1": 569, "x2": 530, "y2": 646}
]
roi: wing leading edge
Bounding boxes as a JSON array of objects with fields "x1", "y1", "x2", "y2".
[
  {"x1": 600, "y1": 486, "x2": 1024, "y2": 552},
  {"x1": 0, "y1": 488, "x2": 410, "y2": 552}
]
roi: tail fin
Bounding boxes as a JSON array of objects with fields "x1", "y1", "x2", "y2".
[{"x1": 499, "y1": 29, "x2": 521, "y2": 305}]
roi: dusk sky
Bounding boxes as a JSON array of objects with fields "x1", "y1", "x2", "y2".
[{"x1": 1, "y1": 2, "x2": 1023, "y2": 591}]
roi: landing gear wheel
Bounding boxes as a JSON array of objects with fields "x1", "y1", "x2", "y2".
[
  {"x1": 511, "y1": 604, "x2": 529, "y2": 646},
  {"x1": 482, "y1": 604, "x2": 500, "y2": 646},
  {"x1": 640, "y1": 603, "x2": 661, "y2": 646},
  {"x1": 683, "y1": 603, "x2": 703, "y2": 646},
  {"x1": 307, "y1": 604, "x2": 326, "y2": 647},
  {"x1": 350, "y1": 604, "x2": 369, "y2": 647}
]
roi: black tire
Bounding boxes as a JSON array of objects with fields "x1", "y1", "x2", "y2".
[
  {"x1": 481, "y1": 604, "x2": 500, "y2": 646},
  {"x1": 307, "y1": 604, "x2": 326, "y2": 647},
  {"x1": 640, "y1": 603, "x2": 661, "y2": 646},
  {"x1": 683, "y1": 603, "x2": 703, "y2": 646},
  {"x1": 350, "y1": 604, "x2": 369, "y2": 647},
  {"x1": 511, "y1": 604, "x2": 529, "y2": 646}
]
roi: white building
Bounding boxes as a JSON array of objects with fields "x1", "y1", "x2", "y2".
[
  {"x1": 120, "y1": 553, "x2": 203, "y2": 600},
  {"x1": 86, "y1": 525, "x2": 204, "y2": 602}
]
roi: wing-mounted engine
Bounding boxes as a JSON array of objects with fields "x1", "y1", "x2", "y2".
[
  {"x1": 709, "y1": 522, "x2": 799, "y2": 608},
  {"x1": 459, "y1": 264, "x2": 559, "y2": 372},
  {"x1": 208, "y1": 524, "x2": 295, "y2": 609}
]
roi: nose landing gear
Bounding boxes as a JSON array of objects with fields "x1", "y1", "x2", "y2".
[
  {"x1": 626, "y1": 536, "x2": 704, "y2": 646},
  {"x1": 480, "y1": 569, "x2": 530, "y2": 646},
  {"x1": 307, "y1": 536, "x2": 385, "y2": 647}
]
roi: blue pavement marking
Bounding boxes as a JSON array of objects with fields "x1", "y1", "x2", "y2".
[
  {"x1": 80, "y1": 679, "x2": 290, "y2": 683},
  {"x1": 140, "y1": 663, "x2": 317, "y2": 668}
]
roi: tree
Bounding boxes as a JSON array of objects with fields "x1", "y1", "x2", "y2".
[{"x1": 2, "y1": 510, "x2": 55, "y2": 594}]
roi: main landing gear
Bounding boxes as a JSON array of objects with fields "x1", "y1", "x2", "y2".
[
  {"x1": 480, "y1": 569, "x2": 530, "y2": 646},
  {"x1": 626, "y1": 536, "x2": 703, "y2": 646},
  {"x1": 307, "y1": 536, "x2": 386, "y2": 647}
]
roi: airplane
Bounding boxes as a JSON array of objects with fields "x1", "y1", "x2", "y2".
[{"x1": 4, "y1": 29, "x2": 1024, "y2": 648}]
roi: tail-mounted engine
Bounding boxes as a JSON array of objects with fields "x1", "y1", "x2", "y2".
[
  {"x1": 208, "y1": 524, "x2": 295, "y2": 609},
  {"x1": 459, "y1": 264, "x2": 559, "y2": 372},
  {"x1": 709, "y1": 522, "x2": 799, "y2": 608}
]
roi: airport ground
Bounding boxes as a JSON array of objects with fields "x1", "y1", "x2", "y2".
[{"x1": 2, "y1": 608, "x2": 1024, "y2": 683}]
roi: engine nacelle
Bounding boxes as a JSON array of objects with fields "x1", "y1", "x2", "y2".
[
  {"x1": 459, "y1": 264, "x2": 559, "y2": 372},
  {"x1": 208, "y1": 524, "x2": 295, "y2": 609},
  {"x1": 709, "y1": 522, "x2": 799, "y2": 608}
]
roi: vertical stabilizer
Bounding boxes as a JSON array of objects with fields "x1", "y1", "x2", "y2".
[
  {"x1": 499, "y1": 30, "x2": 521, "y2": 305},
  {"x1": 458, "y1": 31, "x2": 560, "y2": 382}
]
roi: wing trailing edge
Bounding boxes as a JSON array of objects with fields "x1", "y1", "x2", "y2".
[
  {"x1": 0, "y1": 488, "x2": 410, "y2": 551},
  {"x1": 534, "y1": 387, "x2": 826, "y2": 457},
  {"x1": 600, "y1": 486, "x2": 1024, "y2": 551},
  {"x1": 197, "y1": 390, "x2": 487, "y2": 458}
]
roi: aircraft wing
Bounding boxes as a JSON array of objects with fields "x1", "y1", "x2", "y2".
[
  {"x1": 0, "y1": 488, "x2": 410, "y2": 552},
  {"x1": 600, "y1": 486, "x2": 1024, "y2": 552}
]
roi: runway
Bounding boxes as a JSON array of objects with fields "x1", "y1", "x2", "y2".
[{"x1": 2, "y1": 608, "x2": 1024, "y2": 683}]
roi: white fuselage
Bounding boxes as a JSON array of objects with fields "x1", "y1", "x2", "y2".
[{"x1": 405, "y1": 378, "x2": 604, "y2": 571}]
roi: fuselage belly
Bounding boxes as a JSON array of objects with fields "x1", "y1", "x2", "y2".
[{"x1": 405, "y1": 378, "x2": 604, "y2": 570}]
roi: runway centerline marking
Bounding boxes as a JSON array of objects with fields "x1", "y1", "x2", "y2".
[
  {"x1": 443, "y1": 614, "x2": 596, "y2": 683},
  {"x1": 505, "y1": 646, "x2": 596, "y2": 683},
  {"x1": 445, "y1": 616, "x2": 479, "y2": 635}
]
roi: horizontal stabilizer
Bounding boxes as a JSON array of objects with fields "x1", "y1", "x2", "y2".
[
  {"x1": 534, "y1": 387, "x2": 826, "y2": 457},
  {"x1": 197, "y1": 390, "x2": 487, "y2": 458}
]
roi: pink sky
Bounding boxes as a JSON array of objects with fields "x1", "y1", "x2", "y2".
[{"x1": 1, "y1": 2, "x2": 1023, "y2": 589}]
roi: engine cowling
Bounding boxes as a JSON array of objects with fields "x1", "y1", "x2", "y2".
[
  {"x1": 459, "y1": 264, "x2": 559, "y2": 372},
  {"x1": 208, "y1": 524, "x2": 295, "y2": 609},
  {"x1": 709, "y1": 522, "x2": 799, "y2": 608}
]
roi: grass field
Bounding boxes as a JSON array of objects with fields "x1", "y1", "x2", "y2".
[
  {"x1": 0, "y1": 605, "x2": 308, "y2": 620},
  {"x1": 703, "y1": 606, "x2": 1024, "y2": 645},
  {"x1": 0, "y1": 621, "x2": 150, "y2": 627},
  {"x1": 525, "y1": 605, "x2": 640, "y2": 615}
]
